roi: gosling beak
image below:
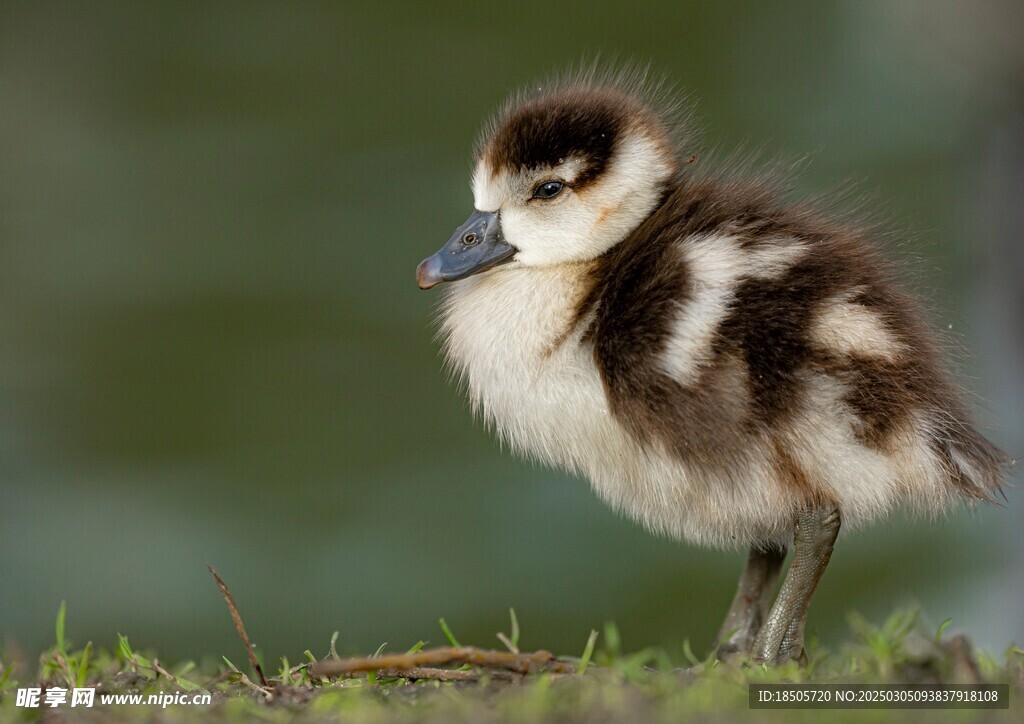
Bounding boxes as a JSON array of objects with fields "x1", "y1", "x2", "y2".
[{"x1": 416, "y1": 210, "x2": 516, "y2": 290}]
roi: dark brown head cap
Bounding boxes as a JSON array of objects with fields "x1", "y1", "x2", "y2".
[{"x1": 476, "y1": 67, "x2": 688, "y2": 186}]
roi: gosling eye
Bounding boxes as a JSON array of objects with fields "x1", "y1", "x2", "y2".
[{"x1": 532, "y1": 180, "x2": 564, "y2": 200}]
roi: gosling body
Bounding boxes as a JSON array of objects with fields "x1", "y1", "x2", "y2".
[{"x1": 417, "y1": 69, "x2": 1007, "y2": 663}]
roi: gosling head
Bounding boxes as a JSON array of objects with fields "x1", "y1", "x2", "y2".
[{"x1": 417, "y1": 81, "x2": 680, "y2": 289}]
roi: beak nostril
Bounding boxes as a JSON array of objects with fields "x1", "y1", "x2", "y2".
[{"x1": 418, "y1": 209, "x2": 511, "y2": 288}]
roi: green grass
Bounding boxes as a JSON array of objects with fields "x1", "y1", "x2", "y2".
[{"x1": 0, "y1": 607, "x2": 1020, "y2": 722}]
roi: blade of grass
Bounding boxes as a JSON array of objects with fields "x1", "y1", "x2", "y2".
[
  {"x1": 55, "y1": 601, "x2": 67, "y2": 657},
  {"x1": 438, "y1": 618, "x2": 461, "y2": 648},
  {"x1": 578, "y1": 630, "x2": 599, "y2": 675},
  {"x1": 604, "y1": 621, "x2": 621, "y2": 657},
  {"x1": 509, "y1": 608, "x2": 520, "y2": 649},
  {"x1": 117, "y1": 635, "x2": 152, "y2": 673},
  {"x1": 117, "y1": 634, "x2": 133, "y2": 663},
  {"x1": 75, "y1": 641, "x2": 92, "y2": 687},
  {"x1": 682, "y1": 639, "x2": 700, "y2": 667}
]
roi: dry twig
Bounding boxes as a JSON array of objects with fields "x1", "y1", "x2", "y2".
[
  {"x1": 234, "y1": 671, "x2": 273, "y2": 700},
  {"x1": 313, "y1": 646, "x2": 575, "y2": 679},
  {"x1": 496, "y1": 632, "x2": 519, "y2": 654},
  {"x1": 208, "y1": 565, "x2": 269, "y2": 687},
  {"x1": 378, "y1": 667, "x2": 508, "y2": 682},
  {"x1": 150, "y1": 658, "x2": 182, "y2": 686}
]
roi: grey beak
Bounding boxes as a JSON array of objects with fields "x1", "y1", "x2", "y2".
[{"x1": 416, "y1": 211, "x2": 516, "y2": 290}]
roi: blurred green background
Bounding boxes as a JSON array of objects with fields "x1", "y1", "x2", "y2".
[{"x1": 1, "y1": 1, "x2": 1022, "y2": 666}]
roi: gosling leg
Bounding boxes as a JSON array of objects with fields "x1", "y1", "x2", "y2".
[
  {"x1": 714, "y1": 544, "x2": 787, "y2": 658},
  {"x1": 752, "y1": 504, "x2": 841, "y2": 665}
]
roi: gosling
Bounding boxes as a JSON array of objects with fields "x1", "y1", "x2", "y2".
[{"x1": 415, "y1": 70, "x2": 1008, "y2": 665}]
